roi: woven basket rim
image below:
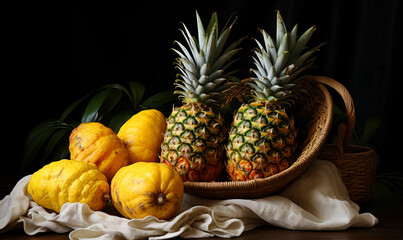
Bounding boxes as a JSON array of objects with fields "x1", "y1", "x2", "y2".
[{"x1": 184, "y1": 81, "x2": 334, "y2": 197}]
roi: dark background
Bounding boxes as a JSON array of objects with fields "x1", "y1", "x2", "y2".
[{"x1": 2, "y1": 1, "x2": 402, "y2": 177}]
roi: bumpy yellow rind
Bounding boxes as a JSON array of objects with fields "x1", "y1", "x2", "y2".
[
  {"x1": 111, "y1": 162, "x2": 184, "y2": 220},
  {"x1": 117, "y1": 109, "x2": 167, "y2": 164},
  {"x1": 27, "y1": 159, "x2": 110, "y2": 213},
  {"x1": 69, "y1": 122, "x2": 129, "y2": 182}
]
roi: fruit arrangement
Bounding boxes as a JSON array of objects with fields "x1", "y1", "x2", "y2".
[
  {"x1": 28, "y1": 110, "x2": 182, "y2": 219},
  {"x1": 26, "y1": 10, "x2": 324, "y2": 219}
]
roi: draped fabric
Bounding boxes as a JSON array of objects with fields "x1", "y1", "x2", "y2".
[{"x1": 1, "y1": 160, "x2": 378, "y2": 239}]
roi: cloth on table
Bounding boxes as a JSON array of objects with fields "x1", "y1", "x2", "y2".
[{"x1": 0, "y1": 159, "x2": 378, "y2": 239}]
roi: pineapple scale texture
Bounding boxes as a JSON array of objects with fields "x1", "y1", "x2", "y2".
[
  {"x1": 160, "y1": 103, "x2": 227, "y2": 182},
  {"x1": 226, "y1": 101, "x2": 297, "y2": 181}
]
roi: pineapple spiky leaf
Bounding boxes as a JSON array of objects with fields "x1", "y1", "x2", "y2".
[
  {"x1": 172, "y1": 11, "x2": 244, "y2": 105},
  {"x1": 248, "y1": 11, "x2": 322, "y2": 106}
]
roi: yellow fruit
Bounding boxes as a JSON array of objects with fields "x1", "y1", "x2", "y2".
[
  {"x1": 111, "y1": 162, "x2": 184, "y2": 220},
  {"x1": 27, "y1": 159, "x2": 110, "y2": 213},
  {"x1": 69, "y1": 122, "x2": 129, "y2": 182},
  {"x1": 117, "y1": 109, "x2": 167, "y2": 164}
]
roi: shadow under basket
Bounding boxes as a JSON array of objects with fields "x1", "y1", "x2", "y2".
[{"x1": 184, "y1": 76, "x2": 337, "y2": 199}]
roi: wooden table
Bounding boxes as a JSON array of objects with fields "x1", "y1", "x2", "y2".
[{"x1": 1, "y1": 174, "x2": 402, "y2": 240}]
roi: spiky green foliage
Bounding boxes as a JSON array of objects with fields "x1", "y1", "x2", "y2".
[
  {"x1": 173, "y1": 11, "x2": 245, "y2": 105},
  {"x1": 248, "y1": 11, "x2": 323, "y2": 106}
]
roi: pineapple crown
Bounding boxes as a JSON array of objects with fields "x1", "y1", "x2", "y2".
[
  {"x1": 173, "y1": 11, "x2": 245, "y2": 105},
  {"x1": 248, "y1": 11, "x2": 324, "y2": 106}
]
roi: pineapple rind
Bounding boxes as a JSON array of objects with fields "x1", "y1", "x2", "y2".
[
  {"x1": 161, "y1": 103, "x2": 227, "y2": 182},
  {"x1": 226, "y1": 101, "x2": 297, "y2": 181}
]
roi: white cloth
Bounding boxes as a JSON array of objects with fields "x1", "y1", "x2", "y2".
[{"x1": 0, "y1": 159, "x2": 378, "y2": 239}]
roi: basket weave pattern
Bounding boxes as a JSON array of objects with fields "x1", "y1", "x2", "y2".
[
  {"x1": 184, "y1": 76, "x2": 333, "y2": 199},
  {"x1": 306, "y1": 76, "x2": 376, "y2": 205},
  {"x1": 318, "y1": 145, "x2": 376, "y2": 204}
]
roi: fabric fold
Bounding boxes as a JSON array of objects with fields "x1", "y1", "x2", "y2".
[{"x1": 0, "y1": 159, "x2": 378, "y2": 239}]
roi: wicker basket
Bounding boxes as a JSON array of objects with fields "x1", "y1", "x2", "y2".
[
  {"x1": 309, "y1": 76, "x2": 377, "y2": 205},
  {"x1": 184, "y1": 76, "x2": 336, "y2": 199}
]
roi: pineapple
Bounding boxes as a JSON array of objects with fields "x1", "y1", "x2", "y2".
[
  {"x1": 226, "y1": 11, "x2": 323, "y2": 181},
  {"x1": 160, "y1": 11, "x2": 244, "y2": 182}
]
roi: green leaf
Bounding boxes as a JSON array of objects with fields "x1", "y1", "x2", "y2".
[
  {"x1": 276, "y1": 11, "x2": 287, "y2": 48},
  {"x1": 49, "y1": 128, "x2": 71, "y2": 162},
  {"x1": 42, "y1": 125, "x2": 73, "y2": 163},
  {"x1": 361, "y1": 116, "x2": 381, "y2": 142},
  {"x1": 129, "y1": 81, "x2": 145, "y2": 111},
  {"x1": 21, "y1": 120, "x2": 59, "y2": 173},
  {"x1": 372, "y1": 179, "x2": 396, "y2": 205},
  {"x1": 81, "y1": 89, "x2": 110, "y2": 123},
  {"x1": 81, "y1": 87, "x2": 123, "y2": 123},
  {"x1": 196, "y1": 10, "x2": 206, "y2": 51},
  {"x1": 60, "y1": 83, "x2": 130, "y2": 123},
  {"x1": 59, "y1": 92, "x2": 93, "y2": 123},
  {"x1": 140, "y1": 91, "x2": 176, "y2": 110},
  {"x1": 206, "y1": 12, "x2": 218, "y2": 40},
  {"x1": 372, "y1": 171, "x2": 403, "y2": 205},
  {"x1": 221, "y1": 12, "x2": 237, "y2": 35},
  {"x1": 228, "y1": 76, "x2": 241, "y2": 83},
  {"x1": 107, "y1": 109, "x2": 134, "y2": 133}
]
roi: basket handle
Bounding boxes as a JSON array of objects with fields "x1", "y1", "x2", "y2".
[{"x1": 302, "y1": 76, "x2": 356, "y2": 152}]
